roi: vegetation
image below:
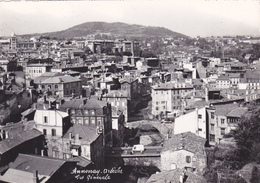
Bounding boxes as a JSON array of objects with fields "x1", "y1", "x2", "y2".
[{"x1": 204, "y1": 102, "x2": 260, "y2": 182}]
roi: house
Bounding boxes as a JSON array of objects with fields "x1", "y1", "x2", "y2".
[
  {"x1": 111, "y1": 107, "x2": 125, "y2": 146},
  {"x1": 102, "y1": 90, "x2": 128, "y2": 122},
  {"x1": 146, "y1": 168, "x2": 207, "y2": 183},
  {"x1": 216, "y1": 75, "x2": 230, "y2": 89},
  {"x1": 174, "y1": 107, "x2": 207, "y2": 139},
  {"x1": 34, "y1": 106, "x2": 71, "y2": 138},
  {"x1": 59, "y1": 97, "x2": 113, "y2": 147},
  {"x1": 35, "y1": 75, "x2": 82, "y2": 98},
  {"x1": 62, "y1": 124, "x2": 104, "y2": 169},
  {"x1": 0, "y1": 129, "x2": 45, "y2": 169},
  {"x1": 119, "y1": 76, "x2": 140, "y2": 114},
  {"x1": 151, "y1": 81, "x2": 193, "y2": 119},
  {"x1": 207, "y1": 103, "x2": 247, "y2": 145},
  {"x1": 0, "y1": 153, "x2": 77, "y2": 183},
  {"x1": 161, "y1": 132, "x2": 206, "y2": 174}
]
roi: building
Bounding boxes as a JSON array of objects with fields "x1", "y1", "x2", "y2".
[
  {"x1": 151, "y1": 81, "x2": 193, "y2": 118},
  {"x1": 62, "y1": 124, "x2": 104, "y2": 169},
  {"x1": 102, "y1": 90, "x2": 128, "y2": 122},
  {"x1": 59, "y1": 97, "x2": 113, "y2": 146},
  {"x1": 160, "y1": 132, "x2": 207, "y2": 174},
  {"x1": 0, "y1": 129, "x2": 45, "y2": 169},
  {"x1": 174, "y1": 107, "x2": 207, "y2": 139},
  {"x1": 216, "y1": 75, "x2": 231, "y2": 89},
  {"x1": 207, "y1": 103, "x2": 247, "y2": 145},
  {"x1": 36, "y1": 75, "x2": 82, "y2": 98},
  {"x1": 0, "y1": 153, "x2": 76, "y2": 183},
  {"x1": 34, "y1": 106, "x2": 71, "y2": 138},
  {"x1": 146, "y1": 168, "x2": 207, "y2": 183},
  {"x1": 111, "y1": 107, "x2": 125, "y2": 146}
]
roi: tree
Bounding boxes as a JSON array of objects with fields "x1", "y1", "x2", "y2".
[{"x1": 250, "y1": 166, "x2": 260, "y2": 183}]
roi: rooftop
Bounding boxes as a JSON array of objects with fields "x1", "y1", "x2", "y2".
[
  {"x1": 162, "y1": 132, "x2": 206, "y2": 154},
  {"x1": 63, "y1": 124, "x2": 100, "y2": 143},
  {"x1": 0, "y1": 129, "x2": 43, "y2": 154},
  {"x1": 146, "y1": 169, "x2": 207, "y2": 183},
  {"x1": 9, "y1": 153, "x2": 73, "y2": 176}
]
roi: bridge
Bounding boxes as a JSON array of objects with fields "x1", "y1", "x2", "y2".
[
  {"x1": 105, "y1": 146, "x2": 163, "y2": 168},
  {"x1": 125, "y1": 120, "x2": 174, "y2": 139},
  {"x1": 105, "y1": 146, "x2": 162, "y2": 158}
]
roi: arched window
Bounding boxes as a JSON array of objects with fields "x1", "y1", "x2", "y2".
[{"x1": 186, "y1": 156, "x2": 191, "y2": 163}]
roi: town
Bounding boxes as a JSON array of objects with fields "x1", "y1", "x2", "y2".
[{"x1": 0, "y1": 21, "x2": 260, "y2": 183}]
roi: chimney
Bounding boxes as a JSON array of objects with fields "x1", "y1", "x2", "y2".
[
  {"x1": 33, "y1": 170, "x2": 39, "y2": 183},
  {"x1": 5, "y1": 131, "x2": 8, "y2": 139},
  {"x1": 180, "y1": 175, "x2": 183, "y2": 183},
  {"x1": 75, "y1": 133, "x2": 79, "y2": 144},
  {"x1": 41, "y1": 150, "x2": 44, "y2": 156},
  {"x1": 69, "y1": 133, "x2": 72, "y2": 140}
]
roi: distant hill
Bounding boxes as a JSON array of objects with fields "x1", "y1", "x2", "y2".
[{"x1": 35, "y1": 22, "x2": 188, "y2": 39}]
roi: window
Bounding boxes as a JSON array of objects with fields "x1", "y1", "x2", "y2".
[
  {"x1": 51, "y1": 129, "x2": 56, "y2": 136},
  {"x1": 210, "y1": 134, "x2": 215, "y2": 142},
  {"x1": 210, "y1": 124, "x2": 214, "y2": 131},
  {"x1": 84, "y1": 119, "x2": 89, "y2": 125},
  {"x1": 84, "y1": 110, "x2": 89, "y2": 115},
  {"x1": 43, "y1": 129, "x2": 47, "y2": 135},
  {"x1": 42, "y1": 85, "x2": 45, "y2": 89},
  {"x1": 156, "y1": 101, "x2": 159, "y2": 105},
  {"x1": 156, "y1": 107, "x2": 159, "y2": 111},
  {"x1": 44, "y1": 116, "x2": 48, "y2": 123},
  {"x1": 198, "y1": 114, "x2": 202, "y2": 119},
  {"x1": 211, "y1": 112, "x2": 215, "y2": 119},
  {"x1": 48, "y1": 85, "x2": 51, "y2": 89},
  {"x1": 221, "y1": 128, "x2": 225, "y2": 135},
  {"x1": 221, "y1": 119, "x2": 225, "y2": 124},
  {"x1": 55, "y1": 84, "x2": 58, "y2": 89},
  {"x1": 186, "y1": 156, "x2": 191, "y2": 163}
]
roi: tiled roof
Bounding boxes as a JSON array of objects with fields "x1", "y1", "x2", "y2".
[
  {"x1": 226, "y1": 107, "x2": 247, "y2": 118},
  {"x1": 162, "y1": 132, "x2": 206, "y2": 154},
  {"x1": 63, "y1": 124, "x2": 100, "y2": 143},
  {"x1": 9, "y1": 153, "x2": 70, "y2": 176},
  {"x1": 103, "y1": 90, "x2": 128, "y2": 98},
  {"x1": 146, "y1": 169, "x2": 207, "y2": 183},
  {"x1": 34, "y1": 72, "x2": 63, "y2": 84},
  {"x1": 40, "y1": 75, "x2": 81, "y2": 84},
  {"x1": 214, "y1": 103, "x2": 239, "y2": 116},
  {"x1": 69, "y1": 156, "x2": 92, "y2": 167},
  {"x1": 0, "y1": 129, "x2": 43, "y2": 154},
  {"x1": 0, "y1": 168, "x2": 50, "y2": 183},
  {"x1": 60, "y1": 98, "x2": 107, "y2": 111}
]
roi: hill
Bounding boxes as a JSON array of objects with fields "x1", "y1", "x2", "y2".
[{"x1": 36, "y1": 22, "x2": 188, "y2": 39}]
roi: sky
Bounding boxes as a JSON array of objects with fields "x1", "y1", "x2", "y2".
[{"x1": 0, "y1": 0, "x2": 259, "y2": 38}]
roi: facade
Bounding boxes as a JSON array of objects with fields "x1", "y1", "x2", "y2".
[
  {"x1": 0, "y1": 153, "x2": 76, "y2": 183},
  {"x1": 151, "y1": 81, "x2": 193, "y2": 118},
  {"x1": 216, "y1": 75, "x2": 231, "y2": 89},
  {"x1": 34, "y1": 108, "x2": 71, "y2": 138},
  {"x1": 0, "y1": 129, "x2": 45, "y2": 168},
  {"x1": 174, "y1": 107, "x2": 207, "y2": 139},
  {"x1": 207, "y1": 103, "x2": 247, "y2": 145},
  {"x1": 25, "y1": 64, "x2": 52, "y2": 79},
  {"x1": 59, "y1": 98, "x2": 113, "y2": 146},
  {"x1": 36, "y1": 75, "x2": 82, "y2": 98},
  {"x1": 161, "y1": 132, "x2": 207, "y2": 174},
  {"x1": 111, "y1": 107, "x2": 125, "y2": 146},
  {"x1": 62, "y1": 124, "x2": 104, "y2": 169},
  {"x1": 102, "y1": 90, "x2": 128, "y2": 122}
]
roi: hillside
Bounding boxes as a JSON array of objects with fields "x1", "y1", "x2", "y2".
[{"x1": 37, "y1": 22, "x2": 188, "y2": 39}]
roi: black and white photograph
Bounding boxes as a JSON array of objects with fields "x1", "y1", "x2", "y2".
[{"x1": 0, "y1": 0, "x2": 259, "y2": 182}]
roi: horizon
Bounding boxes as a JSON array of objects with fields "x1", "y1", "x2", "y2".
[{"x1": 0, "y1": 0, "x2": 260, "y2": 38}]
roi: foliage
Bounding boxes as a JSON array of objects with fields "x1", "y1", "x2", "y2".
[{"x1": 250, "y1": 166, "x2": 260, "y2": 183}]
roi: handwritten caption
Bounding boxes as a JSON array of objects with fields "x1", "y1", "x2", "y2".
[{"x1": 71, "y1": 167, "x2": 123, "y2": 181}]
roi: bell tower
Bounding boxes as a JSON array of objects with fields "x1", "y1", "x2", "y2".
[{"x1": 10, "y1": 32, "x2": 17, "y2": 50}]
